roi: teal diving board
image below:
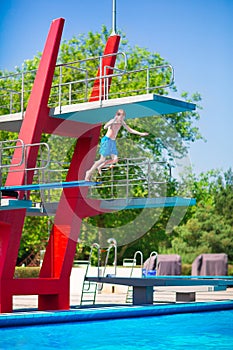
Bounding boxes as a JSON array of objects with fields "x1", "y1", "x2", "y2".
[
  {"x1": 49, "y1": 93, "x2": 196, "y2": 124},
  {"x1": 0, "y1": 94, "x2": 196, "y2": 132},
  {"x1": 0, "y1": 198, "x2": 33, "y2": 210},
  {"x1": 100, "y1": 196, "x2": 196, "y2": 210},
  {"x1": 0, "y1": 180, "x2": 100, "y2": 192},
  {"x1": 85, "y1": 276, "x2": 233, "y2": 305}
]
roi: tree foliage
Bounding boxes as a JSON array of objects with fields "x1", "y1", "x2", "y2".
[
  {"x1": 0, "y1": 26, "x2": 215, "y2": 266},
  {"x1": 168, "y1": 169, "x2": 233, "y2": 263}
]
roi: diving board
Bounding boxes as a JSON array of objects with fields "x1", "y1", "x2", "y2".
[
  {"x1": 0, "y1": 94, "x2": 196, "y2": 132},
  {"x1": 23, "y1": 196, "x2": 196, "y2": 216},
  {"x1": 49, "y1": 93, "x2": 196, "y2": 124},
  {"x1": 0, "y1": 198, "x2": 33, "y2": 210},
  {"x1": 0, "y1": 180, "x2": 100, "y2": 192},
  {"x1": 85, "y1": 276, "x2": 233, "y2": 305},
  {"x1": 100, "y1": 196, "x2": 196, "y2": 210}
]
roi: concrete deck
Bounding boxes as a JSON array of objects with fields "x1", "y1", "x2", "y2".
[{"x1": 11, "y1": 267, "x2": 233, "y2": 311}]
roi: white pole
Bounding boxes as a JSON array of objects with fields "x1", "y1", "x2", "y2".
[{"x1": 111, "y1": 0, "x2": 117, "y2": 36}]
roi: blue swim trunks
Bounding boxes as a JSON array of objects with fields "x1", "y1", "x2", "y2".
[{"x1": 99, "y1": 136, "x2": 118, "y2": 156}]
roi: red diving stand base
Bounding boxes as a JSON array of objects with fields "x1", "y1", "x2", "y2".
[{"x1": 0, "y1": 17, "x2": 120, "y2": 313}]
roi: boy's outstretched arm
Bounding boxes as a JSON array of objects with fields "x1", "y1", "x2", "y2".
[{"x1": 122, "y1": 120, "x2": 149, "y2": 136}]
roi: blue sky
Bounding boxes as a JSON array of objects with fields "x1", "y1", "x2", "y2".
[{"x1": 0, "y1": 0, "x2": 232, "y2": 176}]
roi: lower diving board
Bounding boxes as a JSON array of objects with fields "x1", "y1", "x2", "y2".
[
  {"x1": 85, "y1": 276, "x2": 233, "y2": 305},
  {"x1": 100, "y1": 197, "x2": 196, "y2": 210},
  {"x1": 0, "y1": 180, "x2": 100, "y2": 192},
  {"x1": 0, "y1": 198, "x2": 33, "y2": 210}
]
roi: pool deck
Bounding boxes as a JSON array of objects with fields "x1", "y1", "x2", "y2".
[
  {"x1": 13, "y1": 285, "x2": 233, "y2": 309},
  {"x1": 1, "y1": 267, "x2": 233, "y2": 327}
]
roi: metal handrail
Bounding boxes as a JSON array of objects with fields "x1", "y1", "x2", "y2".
[
  {"x1": 49, "y1": 64, "x2": 174, "y2": 107},
  {"x1": 89, "y1": 157, "x2": 171, "y2": 200},
  {"x1": 0, "y1": 52, "x2": 175, "y2": 115},
  {"x1": 129, "y1": 251, "x2": 144, "y2": 278},
  {"x1": 0, "y1": 52, "x2": 127, "y2": 114},
  {"x1": 146, "y1": 251, "x2": 158, "y2": 274},
  {"x1": 54, "y1": 51, "x2": 127, "y2": 69},
  {"x1": 0, "y1": 141, "x2": 50, "y2": 194},
  {"x1": 0, "y1": 139, "x2": 25, "y2": 169},
  {"x1": 24, "y1": 142, "x2": 50, "y2": 171}
]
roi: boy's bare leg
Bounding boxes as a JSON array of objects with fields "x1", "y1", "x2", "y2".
[
  {"x1": 97, "y1": 156, "x2": 118, "y2": 175},
  {"x1": 85, "y1": 156, "x2": 106, "y2": 181}
]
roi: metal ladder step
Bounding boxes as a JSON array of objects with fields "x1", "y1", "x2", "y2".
[
  {"x1": 126, "y1": 285, "x2": 133, "y2": 303},
  {"x1": 80, "y1": 281, "x2": 98, "y2": 305}
]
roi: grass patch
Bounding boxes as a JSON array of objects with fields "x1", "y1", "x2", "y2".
[{"x1": 15, "y1": 267, "x2": 40, "y2": 278}]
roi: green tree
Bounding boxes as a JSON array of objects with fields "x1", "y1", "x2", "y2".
[
  {"x1": 0, "y1": 27, "x2": 203, "y2": 264},
  {"x1": 169, "y1": 168, "x2": 233, "y2": 263}
]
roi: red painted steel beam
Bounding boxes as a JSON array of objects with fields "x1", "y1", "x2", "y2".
[
  {"x1": 90, "y1": 34, "x2": 121, "y2": 101},
  {"x1": 0, "y1": 21, "x2": 120, "y2": 313},
  {"x1": 0, "y1": 18, "x2": 64, "y2": 313},
  {"x1": 39, "y1": 35, "x2": 121, "y2": 311}
]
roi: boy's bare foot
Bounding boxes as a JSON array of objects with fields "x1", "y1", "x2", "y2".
[
  {"x1": 97, "y1": 166, "x2": 102, "y2": 176},
  {"x1": 85, "y1": 171, "x2": 92, "y2": 181}
]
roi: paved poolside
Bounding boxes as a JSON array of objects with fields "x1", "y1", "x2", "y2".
[{"x1": 12, "y1": 267, "x2": 233, "y2": 311}]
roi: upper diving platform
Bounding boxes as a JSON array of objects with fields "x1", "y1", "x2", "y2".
[
  {"x1": 0, "y1": 57, "x2": 196, "y2": 132},
  {"x1": 0, "y1": 93, "x2": 195, "y2": 133},
  {"x1": 49, "y1": 93, "x2": 196, "y2": 124}
]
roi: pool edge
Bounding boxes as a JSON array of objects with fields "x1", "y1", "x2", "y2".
[{"x1": 1, "y1": 300, "x2": 233, "y2": 328}]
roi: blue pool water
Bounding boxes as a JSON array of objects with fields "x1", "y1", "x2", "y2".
[{"x1": 0, "y1": 309, "x2": 233, "y2": 350}]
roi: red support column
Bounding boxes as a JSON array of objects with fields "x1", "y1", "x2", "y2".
[
  {"x1": 39, "y1": 35, "x2": 121, "y2": 311},
  {"x1": 0, "y1": 18, "x2": 64, "y2": 313},
  {"x1": 90, "y1": 35, "x2": 121, "y2": 101}
]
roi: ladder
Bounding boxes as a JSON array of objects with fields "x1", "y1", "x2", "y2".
[
  {"x1": 80, "y1": 277, "x2": 98, "y2": 306},
  {"x1": 80, "y1": 243, "x2": 100, "y2": 306},
  {"x1": 125, "y1": 285, "x2": 133, "y2": 304},
  {"x1": 80, "y1": 239, "x2": 117, "y2": 305}
]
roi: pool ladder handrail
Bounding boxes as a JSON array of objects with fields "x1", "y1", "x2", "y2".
[
  {"x1": 145, "y1": 251, "x2": 158, "y2": 275},
  {"x1": 126, "y1": 251, "x2": 144, "y2": 303},
  {"x1": 102, "y1": 238, "x2": 117, "y2": 276},
  {"x1": 126, "y1": 250, "x2": 158, "y2": 303},
  {"x1": 80, "y1": 242, "x2": 100, "y2": 305},
  {"x1": 129, "y1": 250, "x2": 144, "y2": 278},
  {"x1": 98, "y1": 238, "x2": 117, "y2": 291}
]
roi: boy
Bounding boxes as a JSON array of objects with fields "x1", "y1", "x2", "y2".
[{"x1": 85, "y1": 109, "x2": 149, "y2": 181}]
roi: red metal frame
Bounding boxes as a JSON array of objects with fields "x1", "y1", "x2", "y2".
[{"x1": 0, "y1": 18, "x2": 120, "y2": 312}]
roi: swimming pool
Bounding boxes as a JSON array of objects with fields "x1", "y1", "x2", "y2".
[
  {"x1": 1, "y1": 307, "x2": 233, "y2": 350},
  {"x1": 0, "y1": 310, "x2": 233, "y2": 350}
]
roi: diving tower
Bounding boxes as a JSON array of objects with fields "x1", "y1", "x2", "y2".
[{"x1": 0, "y1": 17, "x2": 196, "y2": 313}]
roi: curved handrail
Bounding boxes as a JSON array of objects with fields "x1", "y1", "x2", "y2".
[
  {"x1": 24, "y1": 142, "x2": 50, "y2": 171},
  {"x1": 0, "y1": 139, "x2": 25, "y2": 169},
  {"x1": 146, "y1": 251, "x2": 158, "y2": 274},
  {"x1": 129, "y1": 250, "x2": 144, "y2": 277}
]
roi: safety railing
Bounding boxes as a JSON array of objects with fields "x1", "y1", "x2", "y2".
[
  {"x1": 0, "y1": 52, "x2": 126, "y2": 116},
  {"x1": 0, "y1": 140, "x2": 50, "y2": 200},
  {"x1": 48, "y1": 62, "x2": 174, "y2": 110},
  {"x1": 0, "y1": 69, "x2": 37, "y2": 116},
  {"x1": 0, "y1": 51, "x2": 174, "y2": 116},
  {"x1": 0, "y1": 139, "x2": 25, "y2": 169},
  {"x1": 89, "y1": 157, "x2": 171, "y2": 200},
  {"x1": 103, "y1": 64, "x2": 174, "y2": 100},
  {"x1": 30, "y1": 156, "x2": 171, "y2": 204},
  {"x1": 0, "y1": 140, "x2": 171, "y2": 205}
]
